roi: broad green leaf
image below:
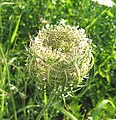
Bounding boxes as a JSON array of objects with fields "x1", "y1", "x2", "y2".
[{"x1": 92, "y1": 100, "x2": 115, "y2": 119}]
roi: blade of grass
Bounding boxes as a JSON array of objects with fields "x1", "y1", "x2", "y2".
[
  {"x1": 0, "y1": 43, "x2": 18, "y2": 120},
  {"x1": 10, "y1": 13, "x2": 21, "y2": 46},
  {"x1": 85, "y1": 8, "x2": 108, "y2": 30},
  {"x1": 0, "y1": 4, "x2": 3, "y2": 40},
  {"x1": 0, "y1": 2, "x2": 16, "y2": 5},
  {"x1": 0, "y1": 44, "x2": 7, "y2": 119}
]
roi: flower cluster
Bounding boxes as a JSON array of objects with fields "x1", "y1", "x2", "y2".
[
  {"x1": 92, "y1": 0, "x2": 115, "y2": 7},
  {"x1": 27, "y1": 23, "x2": 93, "y2": 92}
]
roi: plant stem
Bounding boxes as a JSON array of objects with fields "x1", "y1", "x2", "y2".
[
  {"x1": 36, "y1": 93, "x2": 55, "y2": 120},
  {"x1": 43, "y1": 83, "x2": 48, "y2": 120},
  {"x1": 55, "y1": 106, "x2": 78, "y2": 120}
]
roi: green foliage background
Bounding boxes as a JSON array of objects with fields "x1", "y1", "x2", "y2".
[{"x1": 0, "y1": 0, "x2": 116, "y2": 119}]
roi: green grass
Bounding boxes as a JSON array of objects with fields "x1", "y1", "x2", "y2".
[{"x1": 0, "y1": 0, "x2": 116, "y2": 119}]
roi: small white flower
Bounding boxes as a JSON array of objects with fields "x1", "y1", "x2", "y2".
[
  {"x1": 46, "y1": 24, "x2": 50, "y2": 29},
  {"x1": 79, "y1": 28, "x2": 85, "y2": 35},
  {"x1": 34, "y1": 36, "x2": 39, "y2": 44},
  {"x1": 88, "y1": 117, "x2": 93, "y2": 120},
  {"x1": 36, "y1": 58, "x2": 39, "y2": 62},
  {"x1": 79, "y1": 41, "x2": 87, "y2": 48},
  {"x1": 92, "y1": 0, "x2": 115, "y2": 7},
  {"x1": 60, "y1": 19, "x2": 66, "y2": 25}
]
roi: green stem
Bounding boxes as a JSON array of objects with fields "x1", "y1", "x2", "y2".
[
  {"x1": 43, "y1": 83, "x2": 48, "y2": 120},
  {"x1": 23, "y1": 81, "x2": 27, "y2": 118},
  {"x1": 55, "y1": 106, "x2": 78, "y2": 120},
  {"x1": 10, "y1": 105, "x2": 40, "y2": 120},
  {"x1": 36, "y1": 93, "x2": 55, "y2": 120},
  {"x1": 47, "y1": 65, "x2": 50, "y2": 85}
]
